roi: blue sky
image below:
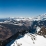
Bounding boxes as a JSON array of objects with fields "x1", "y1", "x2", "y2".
[{"x1": 0, "y1": 0, "x2": 46, "y2": 18}]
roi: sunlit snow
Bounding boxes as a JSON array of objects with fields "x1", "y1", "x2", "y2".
[{"x1": 11, "y1": 33, "x2": 46, "y2": 46}]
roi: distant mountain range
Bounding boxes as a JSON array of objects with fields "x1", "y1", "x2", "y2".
[
  {"x1": 0, "y1": 13, "x2": 46, "y2": 22},
  {"x1": 34, "y1": 13, "x2": 46, "y2": 21}
]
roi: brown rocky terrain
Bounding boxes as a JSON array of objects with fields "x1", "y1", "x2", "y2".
[
  {"x1": 0, "y1": 26, "x2": 12, "y2": 41},
  {"x1": 38, "y1": 26, "x2": 46, "y2": 37},
  {"x1": 0, "y1": 23, "x2": 30, "y2": 46}
]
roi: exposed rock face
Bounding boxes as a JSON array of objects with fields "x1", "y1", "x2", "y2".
[{"x1": 38, "y1": 26, "x2": 46, "y2": 37}]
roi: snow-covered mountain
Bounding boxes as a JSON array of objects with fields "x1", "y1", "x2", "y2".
[
  {"x1": 9, "y1": 13, "x2": 46, "y2": 21},
  {"x1": 7, "y1": 33, "x2": 46, "y2": 46},
  {"x1": 0, "y1": 13, "x2": 46, "y2": 23},
  {"x1": 9, "y1": 17, "x2": 33, "y2": 21},
  {"x1": 3, "y1": 13, "x2": 46, "y2": 46},
  {"x1": 34, "y1": 13, "x2": 46, "y2": 21},
  {"x1": 6, "y1": 25, "x2": 46, "y2": 46}
]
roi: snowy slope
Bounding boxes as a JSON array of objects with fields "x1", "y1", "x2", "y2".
[{"x1": 11, "y1": 33, "x2": 46, "y2": 46}]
